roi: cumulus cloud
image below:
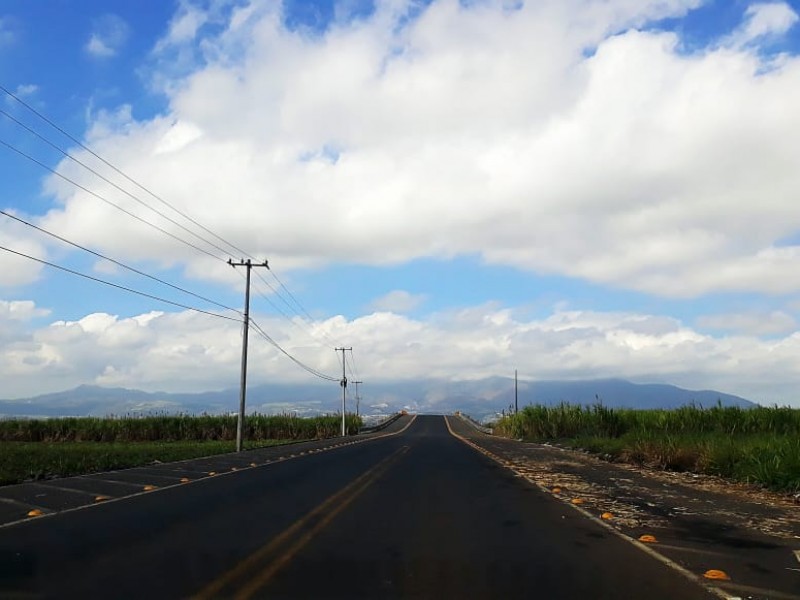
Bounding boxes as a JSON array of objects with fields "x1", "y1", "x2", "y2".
[
  {"x1": 0, "y1": 300, "x2": 50, "y2": 321},
  {"x1": 85, "y1": 14, "x2": 130, "y2": 58},
  {"x1": 28, "y1": 0, "x2": 799, "y2": 299},
  {"x1": 1, "y1": 301, "x2": 799, "y2": 405},
  {"x1": 369, "y1": 290, "x2": 426, "y2": 313}
]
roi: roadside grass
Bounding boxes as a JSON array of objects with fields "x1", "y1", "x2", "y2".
[
  {"x1": 0, "y1": 413, "x2": 364, "y2": 486},
  {"x1": 0, "y1": 439, "x2": 292, "y2": 486},
  {"x1": 493, "y1": 404, "x2": 800, "y2": 493}
]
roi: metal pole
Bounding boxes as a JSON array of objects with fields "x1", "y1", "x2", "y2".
[
  {"x1": 229, "y1": 258, "x2": 268, "y2": 452},
  {"x1": 236, "y1": 260, "x2": 252, "y2": 452},
  {"x1": 335, "y1": 347, "x2": 352, "y2": 436},
  {"x1": 515, "y1": 369, "x2": 518, "y2": 414}
]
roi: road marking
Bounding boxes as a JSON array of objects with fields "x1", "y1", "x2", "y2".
[
  {"x1": 27, "y1": 482, "x2": 108, "y2": 498},
  {"x1": 443, "y1": 415, "x2": 730, "y2": 600},
  {"x1": 715, "y1": 582, "x2": 800, "y2": 600},
  {"x1": 193, "y1": 445, "x2": 410, "y2": 600},
  {"x1": 26, "y1": 509, "x2": 44, "y2": 517},
  {"x1": 0, "y1": 414, "x2": 418, "y2": 532},
  {"x1": 794, "y1": 549, "x2": 800, "y2": 564},
  {"x1": 638, "y1": 535, "x2": 657, "y2": 543}
]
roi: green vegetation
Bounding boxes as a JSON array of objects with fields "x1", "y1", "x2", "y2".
[
  {"x1": 0, "y1": 439, "x2": 288, "y2": 486},
  {"x1": 0, "y1": 413, "x2": 363, "y2": 486},
  {"x1": 0, "y1": 413, "x2": 362, "y2": 442},
  {"x1": 493, "y1": 404, "x2": 800, "y2": 493}
]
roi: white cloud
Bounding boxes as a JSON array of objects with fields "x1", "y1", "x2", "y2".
[
  {"x1": 14, "y1": 83, "x2": 38, "y2": 97},
  {"x1": 2, "y1": 302, "x2": 800, "y2": 405},
  {"x1": 696, "y1": 310, "x2": 797, "y2": 336},
  {"x1": 0, "y1": 300, "x2": 50, "y2": 321},
  {"x1": 28, "y1": 0, "x2": 800, "y2": 300},
  {"x1": 85, "y1": 14, "x2": 130, "y2": 58},
  {"x1": 369, "y1": 290, "x2": 427, "y2": 313},
  {"x1": 0, "y1": 216, "x2": 48, "y2": 287},
  {"x1": 725, "y1": 2, "x2": 799, "y2": 47}
]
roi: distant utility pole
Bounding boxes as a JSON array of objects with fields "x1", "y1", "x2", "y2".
[
  {"x1": 515, "y1": 369, "x2": 518, "y2": 414},
  {"x1": 352, "y1": 380, "x2": 363, "y2": 417},
  {"x1": 335, "y1": 347, "x2": 352, "y2": 436},
  {"x1": 229, "y1": 258, "x2": 269, "y2": 452}
]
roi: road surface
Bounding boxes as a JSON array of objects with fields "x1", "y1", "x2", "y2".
[{"x1": 0, "y1": 415, "x2": 720, "y2": 599}]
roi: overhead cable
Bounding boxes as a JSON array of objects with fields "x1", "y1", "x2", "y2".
[
  {"x1": 0, "y1": 244, "x2": 241, "y2": 322},
  {"x1": 0, "y1": 107, "x2": 234, "y2": 259},
  {"x1": 0, "y1": 137, "x2": 222, "y2": 262},
  {"x1": 0, "y1": 82, "x2": 252, "y2": 260},
  {"x1": 0, "y1": 209, "x2": 241, "y2": 317},
  {"x1": 248, "y1": 318, "x2": 339, "y2": 382}
]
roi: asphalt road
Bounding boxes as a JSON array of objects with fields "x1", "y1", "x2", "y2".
[{"x1": 0, "y1": 415, "x2": 721, "y2": 599}]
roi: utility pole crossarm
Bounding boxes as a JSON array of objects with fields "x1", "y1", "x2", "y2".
[{"x1": 229, "y1": 258, "x2": 270, "y2": 452}]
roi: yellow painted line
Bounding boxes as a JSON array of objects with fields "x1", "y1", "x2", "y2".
[
  {"x1": 704, "y1": 570, "x2": 730, "y2": 581},
  {"x1": 443, "y1": 415, "x2": 731, "y2": 600},
  {"x1": 143, "y1": 485, "x2": 157, "y2": 491},
  {"x1": 94, "y1": 495, "x2": 111, "y2": 502},
  {"x1": 193, "y1": 445, "x2": 410, "y2": 600},
  {"x1": 638, "y1": 534, "x2": 657, "y2": 543},
  {"x1": 26, "y1": 509, "x2": 44, "y2": 517}
]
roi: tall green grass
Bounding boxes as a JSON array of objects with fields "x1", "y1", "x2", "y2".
[
  {"x1": 494, "y1": 404, "x2": 800, "y2": 493},
  {"x1": 0, "y1": 413, "x2": 363, "y2": 443}
]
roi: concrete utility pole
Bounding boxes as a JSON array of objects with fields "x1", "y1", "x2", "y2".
[
  {"x1": 353, "y1": 380, "x2": 363, "y2": 417},
  {"x1": 335, "y1": 347, "x2": 352, "y2": 436},
  {"x1": 229, "y1": 258, "x2": 269, "y2": 452},
  {"x1": 515, "y1": 369, "x2": 518, "y2": 414}
]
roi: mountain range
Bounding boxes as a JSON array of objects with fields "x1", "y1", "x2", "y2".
[{"x1": 0, "y1": 378, "x2": 755, "y2": 421}]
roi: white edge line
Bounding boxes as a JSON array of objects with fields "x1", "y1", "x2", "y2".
[
  {"x1": 0, "y1": 414, "x2": 418, "y2": 532},
  {"x1": 443, "y1": 415, "x2": 733, "y2": 600}
]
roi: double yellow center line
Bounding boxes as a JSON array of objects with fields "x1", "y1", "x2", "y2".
[{"x1": 193, "y1": 444, "x2": 410, "y2": 600}]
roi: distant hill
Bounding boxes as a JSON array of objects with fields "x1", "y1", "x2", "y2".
[{"x1": 0, "y1": 378, "x2": 755, "y2": 419}]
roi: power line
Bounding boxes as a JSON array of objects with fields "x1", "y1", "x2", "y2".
[
  {"x1": 250, "y1": 272, "x2": 338, "y2": 349},
  {"x1": 0, "y1": 107, "x2": 235, "y2": 260},
  {"x1": 0, "y1": 83, "x2": 345, "y2": 352},
  {"x1": 249, "y1": 318, "x2": 339, "y2": 382},
  {"x1": 0, "y1": 136, "x2": 222, "y2": 262},
  {"x1": 255, "y1": 270, "x2": 343, "y2": 349},
  {"x1": 0, "y1": 244, "x2": 241, "y2": 322},
  {"x1": 268, "y1": 269, "x2": 319, "y2": 324},
  {"x1": 0, "y1": 209, "x2": 241, "y2": 317},
  {"x1": 0, "y1": 82, "x2": 253, "y2": 260}
]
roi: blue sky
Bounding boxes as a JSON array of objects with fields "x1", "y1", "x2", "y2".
[{"x1": 2, "y1": 0, "x2": 800, "y2": 405}]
